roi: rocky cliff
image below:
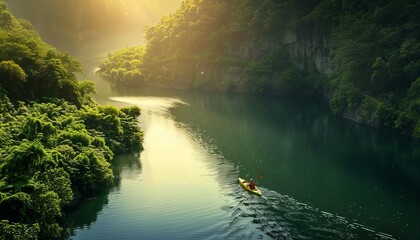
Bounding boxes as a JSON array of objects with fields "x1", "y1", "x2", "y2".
[{"x1": 183, "y1": 28, "x2": 333, "y2": 92}]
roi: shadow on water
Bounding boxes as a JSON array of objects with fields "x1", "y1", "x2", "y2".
[
  {"x1": 160, "y1": 89, "x2": 419, "y2": 239},
  {"x1": 65, "y1": 86, "x2": 420, "y2": 239},
  {"x1": 65, "y1": 152, "x2": 142, "y2": 235},
  {"x1": 170, "y1": 107, "x2": 398, "y2": 240}
]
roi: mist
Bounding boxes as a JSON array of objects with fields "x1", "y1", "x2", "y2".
[{"x1": 4, "y1": 0, "x2": 181, "y2": 50}]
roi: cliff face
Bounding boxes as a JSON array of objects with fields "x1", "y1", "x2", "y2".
[
  {"x1": 188, "y1": 29, "x2": 333, "y2": 92},
  {"x1": 284, "y1": 30, "x2": 332, "y2": 76},
  {"x1": 177, "y1": 29, "x2": 377, "y2": 126}
]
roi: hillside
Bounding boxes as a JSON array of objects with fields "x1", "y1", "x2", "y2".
[
  {"x1": 0, "y1": 1, "x2": 143, "y2": 239},
  {"x1": 98, "y1": 0, "x2": 420, "y2": 138}
]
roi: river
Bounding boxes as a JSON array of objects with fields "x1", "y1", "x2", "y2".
[{"x1": 58, "y1": 34, "x2": 420, "y2": 240}]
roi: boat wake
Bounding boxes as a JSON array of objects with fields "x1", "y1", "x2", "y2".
[{"x1": 219, "y1": 185, "x2": 396, "y2": 240}]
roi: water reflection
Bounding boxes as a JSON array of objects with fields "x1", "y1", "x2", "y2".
[
  {"x1": 166, "y1": 90, "x2": 419, "y2": 239},
  {"x1": 65, "y1": 152, "x2": 142, "y2": 235},
  {"x1": 65, "y1": 91, "x2": 420, "y2": 239}
]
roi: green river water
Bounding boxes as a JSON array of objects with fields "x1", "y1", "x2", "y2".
[
  {"x1": 49, "y1": 34, "x2": 420, "y2": 240},
  {"x1": 65, "y1": 85, "x2": 420, "y2": 239}
]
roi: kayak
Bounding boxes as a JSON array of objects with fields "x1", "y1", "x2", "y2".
[{"x1": 238, "y1": 177, "x2": 262, "y2": 196}]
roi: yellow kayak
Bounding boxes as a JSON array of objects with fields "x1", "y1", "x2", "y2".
[{"x1": 239, "y1": 178, "x2": 262, "y2": 196}]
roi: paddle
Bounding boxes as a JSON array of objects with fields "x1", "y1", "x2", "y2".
[{"x1": 255, "y1": 173, "x2": 263, "y2": 186}]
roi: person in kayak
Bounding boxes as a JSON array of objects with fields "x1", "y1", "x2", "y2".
[{"x1": 249, "y1": 179, "x2": 256, "y2": 190}]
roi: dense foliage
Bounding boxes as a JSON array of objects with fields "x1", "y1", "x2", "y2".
[
  {"x1": 0, "y1": 2, "x2": 143, "y2": 239},
  {"x1": 325, "y1": 0, "x2": 420, "y2": 138},
  {"x1": 0, "y1": 0, "x2": 90, "y2": 105},
  {"x1": 97, "y1": 47, "x2": 146, "y2": 87},
  {"x1": 0, "y1": 98, "x2": 142, "y2": 239},
  {"x1": 99, "y1": 0, "x2": 419, "y2": 137}
]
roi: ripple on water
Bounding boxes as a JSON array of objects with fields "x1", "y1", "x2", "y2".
[
  {"x1": 222, "y1": 183, "x2": 397, "y2": 240},
  {"x1": 306, "y1": 227, "x2": 347, "y2": 240},
  {"x1": 284, "y1": 212, "x2": 317, "y2": 224}
]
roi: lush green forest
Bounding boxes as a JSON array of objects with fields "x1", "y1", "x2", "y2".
[
  {"x1": 98, "y1": 47, "x2": 146, "y2": 87},
  {"x1": 0, "y1": 1, "x2": 143, "y2": 239},
  {"x1": 98, "y1": 0, "x2": 419, "y2": 138}
]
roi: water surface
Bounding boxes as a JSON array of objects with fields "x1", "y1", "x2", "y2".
[
  {"x1": 65, "y1": 87, "x2": 420, "y2": 240},
  {"x1": 60, "y1": 33, "x2": 420, "y2": 240}
]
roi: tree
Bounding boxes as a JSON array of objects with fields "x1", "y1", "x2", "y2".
[
  {"x1": 370, "y1": 57, "x2": 391, "y2": 93},
  {"x1": 30, "y1": 186, "x2": 62, "y2": 239},
  {"x1": 0, "y1": 220, "x2": 39, "y2": 240},
  {"x1": 0, "y1": 192, "x2": 31, "y2": 223},
  {"x1": 0, "y1": 60, "x2": 26, "y2": 98},
  {"x1": 33, "y1": 168, "x2": 74, "y2": 207},
  {"x1": 1, "y1": 140, "x2": 46, "y2": 181}
]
